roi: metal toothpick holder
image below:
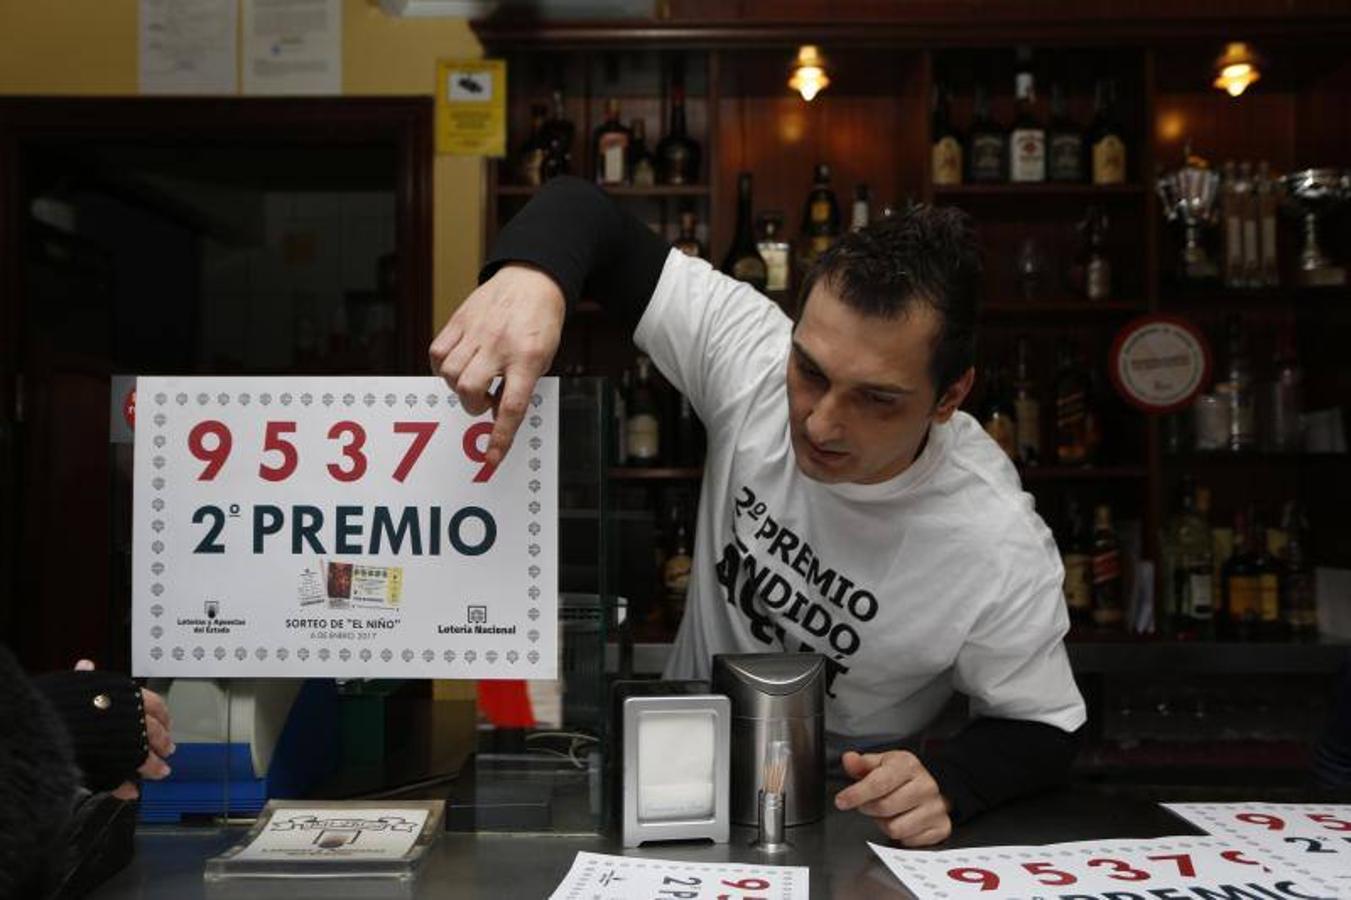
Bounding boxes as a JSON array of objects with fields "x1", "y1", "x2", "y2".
[{"x1": 712, "y1": 653, "x2": 826, "y2": 827}]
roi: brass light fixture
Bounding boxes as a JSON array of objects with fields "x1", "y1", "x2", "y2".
[
  {"x1": 789, "y1": 45, "x2": 830, "y2": 102},
  {"x1": 1213, "y1": 42, "x2": 1261, "y2": 97}
]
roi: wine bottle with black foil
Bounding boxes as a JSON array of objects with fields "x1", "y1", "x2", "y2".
[
  {"x1": 657, "y1": 62, "x2": 701, "y2": 185},
  {"x1": 1047, "y1": 83, "x2": 1084, "y2": 182},
  {"x1": 721, "y1": 172, "x2": 769, "y2": 292},
  {"x1": 968, "y1": 84, "x2": 1006, "y2": 183},
  {"x1": 798, "y1": 162, "x2": 842, "y2": 275},
  {"x1": 931, "y1": 83, "x2": 963, "y2": 186}
]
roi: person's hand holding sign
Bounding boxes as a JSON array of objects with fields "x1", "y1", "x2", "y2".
[
  {"x1": 835, "y1": 749, "x2": 952, "y2": 847},
  {"x1": 430, "y1": 264, "x2": 566, "y2": 470}
]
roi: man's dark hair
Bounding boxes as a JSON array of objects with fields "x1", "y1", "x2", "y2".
[{"x1": 798, "y1": 204, "x2": 982, "y2": 396}]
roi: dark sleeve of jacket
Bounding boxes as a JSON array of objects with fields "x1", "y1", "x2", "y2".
[
  {"x1": 479, "y1": 176, "x2": 672, "y2": 334},
  {"x1": 921, "y1": 717, "x2": 1084, "y2": 824},
  {"x1": 31, "y1": 670, "x2": 148, "y2": 793}
]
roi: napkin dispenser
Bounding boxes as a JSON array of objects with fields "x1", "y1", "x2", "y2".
[
  {"x1": 711, "y1": 653, "x2": 825, "y2": 827},
  {"x1": 613, "y1": 681, "x2": 730, "y2": 848}
]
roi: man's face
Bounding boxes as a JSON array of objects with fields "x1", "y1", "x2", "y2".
[{"x1": 786, "y1": 281, "x2": 969, "y2": 485}]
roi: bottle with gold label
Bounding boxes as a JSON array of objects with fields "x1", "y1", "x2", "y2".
[
  {"x1": 1091, "y1": 504, "x2": 1125, "y2": 631},
  {"x1": 1089, "y1": 79, "x2": 1126, "y2": 185},
  {"x1": 1253, "y1": 511, "x2": 1284, "y2": 640},
  {"x1": 756, "y1": 212, "x2": 791, "y2": 299},
  {"x1": 625, "y1": 355, "x2": 661, "y2": 466},
  {"x1": 931, "y1": 83, "x2": 963, "y2": 186},
  {"x1": 662, "y1": 506, "x2": 693, "y2": 630},
  {"x1": 798, "y1": 162, "x2": 842, "y2": 276},
  {"x1": 980, "y1": 364, "x2": 1018, "y2": 461},
  {"x1": 1221, "y1": 507, "x2": 1261, "y2": 640},
  {"x1": 1047, "y1": 83, "x2": 1084, "y2": 183},
  {"x1": 1061, "y1": 498, "x2": 1094, "y2": 633},
  {"x1": 721, "y1": 172, "x2": 768, "y2": 292}
]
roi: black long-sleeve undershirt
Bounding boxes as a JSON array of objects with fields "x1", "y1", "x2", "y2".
[{"x1": 480, "y1": 176, "x2": 1083, "y2": 824}]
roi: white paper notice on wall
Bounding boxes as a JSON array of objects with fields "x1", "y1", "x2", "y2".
[
  {"x1": 139, "y1": 0, "x2": 238, "y2": 95},
  {"x1": 1164, "y1": 802, "x2": 1351, "y2": 887},
  {"x1": 131, "y1": 376, "x2": 558, "y2": 679},
  {"x1": 869, "y1": 836, "x2": 1341, "y2": 899},
  {"x1": 548, "y1": 852, "x2": 809, "y2": 900},
  {"x1": 242, "y1": 0, "x2": 342, "y2": 95}
]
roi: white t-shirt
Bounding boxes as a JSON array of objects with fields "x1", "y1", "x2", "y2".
[{"x1": 635, "y1": 249, "x2": 1087, "y2": 742}]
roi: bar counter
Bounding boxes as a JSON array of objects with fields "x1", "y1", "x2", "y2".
[{"x1": 88, "y1": 783, "x2": 1349, "y2": 900}]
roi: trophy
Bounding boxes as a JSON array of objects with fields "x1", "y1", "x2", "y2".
[
  {"x1": 1157, "y1": 162, "x2": 1222, "y2": 280},
  {"x1": 1282, "y1": 167, "x2": 1350, "y2": 286}
]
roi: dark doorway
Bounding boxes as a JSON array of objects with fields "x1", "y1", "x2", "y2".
[{"x1": 0, "y1": 98, "x2": 434, "y2": 671}]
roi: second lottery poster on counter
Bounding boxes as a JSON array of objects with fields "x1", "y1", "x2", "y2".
[{"x1": 131, "y1": 376, "x2": 558, "y2": 680}]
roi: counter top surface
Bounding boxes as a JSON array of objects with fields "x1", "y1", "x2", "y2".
[{"x1": 86, "y1": 785, "x2": 1258, "y2": 900}]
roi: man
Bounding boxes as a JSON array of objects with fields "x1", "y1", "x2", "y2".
[{"x1": 432, "y1": 176, "x2": 1085, "y2": 846}]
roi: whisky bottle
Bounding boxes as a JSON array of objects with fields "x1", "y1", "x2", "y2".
[
  {"x1": 1223, "y1": 314, "x2": 1256, "y2": 452},
  {"x1": 517, "y1": 102, "x2": 549, "y2": 187},
  {"x1": 1074, "y1": 205, "x2": 1111, "y2": 301},
  {"x1": 663, "y1": 507, "x2": 694, "y2": 628},
  {"x1": 756, "y1": 212, "x2": 792, "y2": 296},
  {"x1": 1253, "y1": 511, "x2": 1284, "y2": 640},
  {"x1": 1222, "y1": 160, "x2": 1244, "y2": 287},
  {"x1": 625, "y1": 355, "x2": 661, "y2": 465},
  {"x1": 1280, "y1": 500, "x2": 1318, "y2": 641},
  {"x1": 1009, "y1": 47, "x2": 1046, "y2": 183},
  {"x1": 629, "y1": 118, "x2": 656, "y2": 188},
  {"x1": 1047, "y1": 83, "x2": 1084, "y2": 182},
  {"x1": 931, "y1": 84, "x2": 963, "y2": 186},
  {"x1": 968, "y1": 84, "x2": 1007, "y2": 183},
  {"x1": 851, "y1": 183, "x2": 871, "y2": 232},
  {"x1": 1163, "y1": 476, "x2": 1214, "y2": 639},
  {"x1": 672, "y1": 209, "x2": 705, "y2": 259},
  {"x1": 721, "y1": 172, "x2": 769, "y2": 292},
  {"x1": 980, "y1": 364, "x2": 1018, "y2": 461},
  {"x1": 1061, "y1": 498, "x2": 1094, "y2": 632},
  {"x1": 1089, "y1": 79, "x2": 1126, "y2": 185},
  {"x1": 541, "y1": 89, "x2": 574, "y2": 179},
  {"x1": 1257, "y1": 160, "x2": 1280, "y2": 286},
  {"x1": 1053, "y1": 338, "x2": 1100, "y2": 466},
  {"x1": 593, "y1": 98, "x2": 632, "y2": 185},
  {"x1": 1013, "y1": 335, "x2": 1041, "y2": 465},
  {"x1": 1221, "y1": 507, "x2": 1261, "y2": 640},
  {"x1": 1267, "y1": 327, "x2": 1303, "y2": 452},
  {"x1": 798, "y1": 162, "x2": 842, "y2": 274},
  {"x1": 656, "y1": 63, "x2": 701, "y2": 185},
  {"x1": 1239, "y1": 161, "x2": 1261, "y2": 286},
  {"x1": 1091, "y1": 504, "x2": 1125, "y2": 631}
]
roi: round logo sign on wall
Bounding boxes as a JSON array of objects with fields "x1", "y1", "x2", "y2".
[{"x1": 1109, "y1": 315, "x2": 1212, "y2": 414}]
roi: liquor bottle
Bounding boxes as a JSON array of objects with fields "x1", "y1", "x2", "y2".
[
  {"x1": 1089, "y1": 79, "x2": 1126, "y2": 185},
  {"x1": 674, "y1": 394, "x2": 705, "y2": 467},
  {"x1": 1257, "y1": 160, "x2": 1280, "y2": 286},
  {"x1": 1267, "y1": 328, "x2": 1303, "y2": 452},
  {"x1": 516, "y1": 102, "x2": 549, "y2": 186},
  {"x1": 1222, "y1": 160, "x2": 1244, "y2": 287},
  {"x1": 851, "y1": 183, "x2": 871, "y2": 232},
  {"x1": 968, "y1": 84, "x2": 1007, "y2": 183},
  {"x1": 980, "y1": 364, "x2": 1018, "y2": 461},
  {"x1": 593, "y1": 98, "x2": 632, "y2": 185},
  {"x1": 756, "y1": 212, "x2": 791, "y2": 296},
  {"x1": 1047, "y1": 83, "x2": 1084, "y2": 182},
  {"x1": 625, "y1": 355, "x2": 661, "y2": 465},
  {"x1": 1222, "y1": 314, "x2": 1256, "y2": 452},
  {"x1": 1239, "y1": 161, "x2": 1261, "y2": 287},
  {"x1": 1091, "y1": 504, "x2": 1125, "y2": 632},
  {"x1": 1061, "y1": 498, "x2": 1094, "y2": 632},
  {"x1": 663, "y1": 507, "x2": 694, "y2": 628},
  {"x1": 541, "y1": 89, "x2": 575, "y2": 179},
  {"x1": 1280, "y1": 500, "x2": 1318, "y2": 641},
  {"x1": 672, "y1": 210, "x2": 705, "y2": 259},
  {"x1": 656, "y1": 64, "x2": 701, "y2": 185},
  {"x1": 629, "y1": 118, "x2": 656, "y2": 188},
  {"x1": 721, "y1": 172, "x2": 769, "y2": 292},
  {"x1": 1070, "y1": 205, "x2": 1111, "y2": 301},
  {"x1": 1252, "y1": 510, "x2": 1284, "y2": 640},
  {"x1": 1013, "y1": 334, "x2": 1041, "y2": 466},
  {"x1": 798, "y1": 162, "x2": 842, "y2": 275},
  {"x1": 1009, "y1": 47, "x2": 1046, "y2": 183},
  {"x1": 1053, "y1": 338, "x2": 1100, "y2": 466},
  {"x1": 1162, "y1": 476, "x2": 1214, "y2": 639},
  {"x1": 931, "y1": 84, "x2": 963, "y2": 186},
  {"x1": 1221, "y1": 507, "x2": 1261, "y2": 640}
]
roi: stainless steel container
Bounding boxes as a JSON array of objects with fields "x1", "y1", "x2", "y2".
[{"x1": 711, "y1": 653, "x2": 825, "y2": 826}]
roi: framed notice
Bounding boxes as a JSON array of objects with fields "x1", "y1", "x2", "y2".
[{"x1": 132, "y1": 376, "x2": 558, "y2": 679}]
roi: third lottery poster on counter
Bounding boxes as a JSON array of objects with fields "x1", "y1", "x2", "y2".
[{"x1": 131, "y1": 376, "x2": 558, "y2": 679}]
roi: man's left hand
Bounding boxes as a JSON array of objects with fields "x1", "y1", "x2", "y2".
[{"x1": 834, "y1": 749, "x2": 952, "y2": 847}]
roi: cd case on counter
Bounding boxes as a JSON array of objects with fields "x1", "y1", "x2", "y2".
[{"x1": 204, "y1": 800, "x2": 444, "y2": 884}]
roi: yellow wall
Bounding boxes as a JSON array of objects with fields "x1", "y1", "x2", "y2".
[{"x1": 0, "y1": 0, "x2": 483, "y2": 335}]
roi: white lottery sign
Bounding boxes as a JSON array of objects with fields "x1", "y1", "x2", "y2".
[
  {"x1": 548, "y1": 852, "x2": 809, "y2": 900},
  {"x1": 232, "y1": 806, "x2": 429, "y2": 861},
  {"x1": 1164, "y1": 803, "x2": 1351, "y2": 887},
  {"x1": 869, "y1": 836, "x2": 1341, "y2": 899},
  {"x1": 132, "y1": 376, "x2": 558, "y2": 679}
]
